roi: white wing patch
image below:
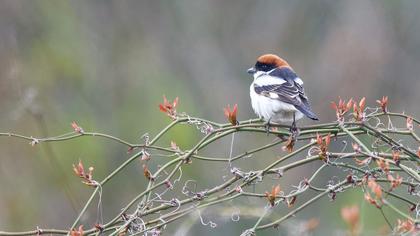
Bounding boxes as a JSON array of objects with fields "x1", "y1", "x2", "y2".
[
  {"x1": 269, "y1": 92, "x2": 279, "y2": 99},
  {"x1": 294, "y1": 77, "x2": 303, "y2": 85}
]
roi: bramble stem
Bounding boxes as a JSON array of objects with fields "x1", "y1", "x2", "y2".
[{"x1": 1, "y1": 104, "x2": 419, "y2": 236}]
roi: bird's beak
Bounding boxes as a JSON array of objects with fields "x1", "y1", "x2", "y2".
[{"x1": 247, "y1": 67, "x2": 256, "y2": 74}]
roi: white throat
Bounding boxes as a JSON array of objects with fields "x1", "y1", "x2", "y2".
[{"x1": 253, "y1": 69, "x2": 276, "y2": 80}]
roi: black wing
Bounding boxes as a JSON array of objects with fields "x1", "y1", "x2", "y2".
[{"x1": 254, "y1": 67, "x2": 318, "y2": 120}]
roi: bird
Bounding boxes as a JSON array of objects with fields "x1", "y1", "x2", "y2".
[{"x1": 247, "y1": 54, "x2": 318, "y2": 131}]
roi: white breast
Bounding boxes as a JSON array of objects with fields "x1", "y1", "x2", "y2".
[{"x1": 249, "y1": 82, "x2": 303, "y2": 123}]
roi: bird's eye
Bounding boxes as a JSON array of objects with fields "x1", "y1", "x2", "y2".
[{"x1": 255, "y1": 62, "x2": 273, "y2": 72}]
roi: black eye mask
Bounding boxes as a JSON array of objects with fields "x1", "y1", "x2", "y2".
[{"x1": 255, "y1": 61, "x2": 276, "y2": 72}]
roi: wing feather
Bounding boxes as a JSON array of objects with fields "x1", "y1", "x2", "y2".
[{"x1": 253, "y1": 67, "x2": 318, "y2": 120}]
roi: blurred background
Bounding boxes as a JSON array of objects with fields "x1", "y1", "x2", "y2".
[{"x1": 0, "y1": 0, "x2": 419, "y2": 235}]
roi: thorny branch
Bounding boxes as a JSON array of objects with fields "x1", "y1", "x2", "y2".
[{"x1": 0, "y1": 96, "x2": 419, "y2": 235}]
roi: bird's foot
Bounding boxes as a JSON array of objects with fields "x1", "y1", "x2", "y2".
[
  {"x1": 264, "y1": 121, "x2": 271, "y2": 136},
  {"x1": 289, "y1": 122, "x2": 300, "y2": 138}
]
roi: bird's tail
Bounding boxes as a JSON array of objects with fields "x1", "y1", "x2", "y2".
[{"x1": 296, "y1": 105, "x2": 318, "y2": 120}]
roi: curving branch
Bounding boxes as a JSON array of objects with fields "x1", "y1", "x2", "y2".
[{"x1": 0, "y1": 97, "x2": 419, "y2": 236}]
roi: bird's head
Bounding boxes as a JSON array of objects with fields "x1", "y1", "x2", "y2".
[{"x1": 247, "y1": 54, "x2": 291, "y2": 75}]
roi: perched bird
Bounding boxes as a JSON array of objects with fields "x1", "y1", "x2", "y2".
[{"x1": 247, "y1": 54, "x2": 318, "y2": 130}]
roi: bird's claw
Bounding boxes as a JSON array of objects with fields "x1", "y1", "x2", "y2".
[
  {"x1": 264, "y1": 121, "x2": 271, "y2": 136},
  {"x1": 289, "y1": 122, "x2": 300, "y2": 138}
]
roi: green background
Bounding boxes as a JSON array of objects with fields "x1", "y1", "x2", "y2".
[{"x1": 0, "y1": 1, "x2": 419, "y2": 235}]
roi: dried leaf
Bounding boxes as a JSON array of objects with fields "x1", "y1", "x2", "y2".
[
  {"x1": 354, "y1": 157, "x2": 370, "y2": 166},
  {"x1": 368, "y1": 179, "x2": 382, "y2": 199},
  {"x1": 341, "y1": 205, "x2": 359, "y2": 234},
  {"x1": 376, "y1": 96, "x2": 388, "y2": 113},
  {"x1": 159, "y1": 95, "x2": 179, "y2": 119},
  {"x1": 170, "y1": 141, "x2": 179, "y2": 151},
  {"x1": 351, "y1": 143, "x2": 361, "y2": 152},
  {"x1": 265, "y1": 185, "x2": 281, "y2": 207},
  {"x1": 375, "y1": 159, "x2": 390, "y2": 173},
  {"x1": 287, "y1": 196, "x2": 297, "y2": 208},
  {"x1": 325, "y1": 133, "x2": 331, "y2": 146},
  {"x1": 387, "y1": 174, "x2": 402, "y2": 191},
  {"x1": 272, "y1": 185, "x2": 281, "y2": 196},
  {"x1": 331, "y1": 97, "x2": 353, "y2": 122},
  {"x1": 316, "y1": 133, "x2": 331, "y2": 160},
  {"x1": 70, "y1": 225, "x2": 84, "y2": 236},
  {"x1": 143, "y1": 164, "x2": 153, "y2": 181},
  {"x1": 396, "y1": 219, "x2": 415, "y2": 233},
  {"x1": 224, "y1": 104, "x2": 238, "y2": 126},
  {"x1": 353, "y1": 98, "x2": 366, "y2": 122},
  {"x1": 316, "y1": 133, "x2": 323, "y2": 146},
  {"x1": 392, "y1": 149, "x2": 401, "y2": 164},
  {"x1": 346, "y1": 99, "x2": 354, "y2": 111},
  {"x1": 282, "y1": 135, "x2": 295, "y2": 152},
  {"x1": 73, "y1": 160, "x2": 85, "y2": 177},
  {"x1": 73, "y1": 161, "x2": 97, "y2": 187},
  {"x1": 359, "y1": 97, "x2": 366, "y2": 110},
  {"x1": 303, "y1": 218, "x2": 320, "y2": 232},
  {"x1": 71, "y1": 121, "x2": 84, "y2": 133}
]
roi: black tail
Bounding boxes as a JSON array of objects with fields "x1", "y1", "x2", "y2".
[{"x1": 296, "y1": 105, "x2": 318, "y2": 120}]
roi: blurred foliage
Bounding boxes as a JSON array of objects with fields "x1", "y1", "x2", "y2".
[{"x1": 0, "y1": 0, "x2": 420, "y2": 235}]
